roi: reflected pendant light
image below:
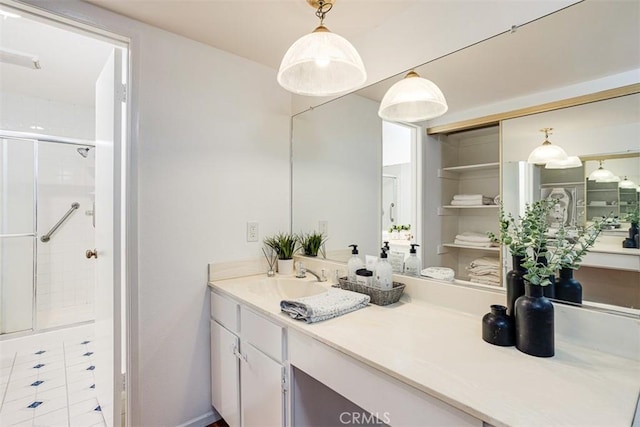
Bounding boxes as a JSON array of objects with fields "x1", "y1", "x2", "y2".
[
  {"x1": 619, "y1": 176, "x2": 636, "y2": 189},
  {"x1": 378, "y1": 70, "x2": 448, "y2": 122},
  {"x1": 277, "y1": 0, "x2": 366, "y2": 96},
  {"x1": 588, "y1": 160, "x2": 616, "y2": 182},
  {"x1": 527, "y1": 128, "x2": 568, "y2": 165},
  {"x1": 545, "y1": 155, "x2": 582, "y2": 169}
]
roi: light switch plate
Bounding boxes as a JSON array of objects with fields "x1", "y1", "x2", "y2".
[{"x1": 247, "y1": 221, "x2": 259, "y2": 242}]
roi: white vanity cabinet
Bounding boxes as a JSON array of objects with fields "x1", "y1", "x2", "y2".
[{"x1": 210, "y1": 291, "x2": 286, "y2": 427}]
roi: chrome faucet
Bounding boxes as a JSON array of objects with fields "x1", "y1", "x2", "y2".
[{"x1": 296, "y1": 262, "x2": 327, "y2": 282}]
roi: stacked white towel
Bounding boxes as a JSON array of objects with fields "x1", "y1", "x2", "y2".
[
  {"x1": 450, "y1": 194, "x2": 495, "y2": 206},
  {"x1": 454, "y1": 231, "x2": 495, "y2": 248},
  {"x1": 466, "y1": 256, "x2": 500, "y2": 286}
]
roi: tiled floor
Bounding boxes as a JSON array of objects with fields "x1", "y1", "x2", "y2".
[{"x1": 0, "y1": 334, "x2": 105, "y2": 427}]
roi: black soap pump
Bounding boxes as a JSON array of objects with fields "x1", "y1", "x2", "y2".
[
  {"x1": 404, "y1": 244, "x2": 421, "y2": 277},
  {"x1": 347, "y1": 244, "x2": 364, "y2": 282}
]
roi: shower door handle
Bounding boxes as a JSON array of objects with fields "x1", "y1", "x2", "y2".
[
  {"x1": 389, "y1": 203, "x2": 395, "y2": 223},
  {"x1": 86, "y1": 249, "x2": 98, "y2": 259}
]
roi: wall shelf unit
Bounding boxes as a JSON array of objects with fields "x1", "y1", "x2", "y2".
[{"x1": 441, "y1": 243, "x2": 500, "y2": 252}]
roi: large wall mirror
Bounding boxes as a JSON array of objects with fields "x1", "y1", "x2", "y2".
[{"x1": 291, "y1": 1, "x2": 639, "y2": 315}]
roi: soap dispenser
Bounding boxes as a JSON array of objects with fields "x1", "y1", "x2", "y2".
[
  {"x1": 404, "y1": 244, "x2": 421, "y2": 277},
  {"x1": 374, "y1": 248, "x2": 393, "y2": 290},
  {"x1": 347, "y1": 244, "x2": 364, "y2": 283}
]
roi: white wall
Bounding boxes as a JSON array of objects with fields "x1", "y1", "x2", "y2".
[
  {"x1": 292, "y1": 94, "x2": 381, "y2": 259},
  {"x1": 0, "y1": 91, "x2": 94, "y2": 140}
]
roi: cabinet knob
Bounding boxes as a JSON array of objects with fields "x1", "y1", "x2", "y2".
[{"x1": 86, "y1": 249, "x2": 98, "y2": 259}]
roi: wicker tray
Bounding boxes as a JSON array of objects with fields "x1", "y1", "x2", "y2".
[{"x1": 333, "y1": 277, "x2": 405, "y2": 306}]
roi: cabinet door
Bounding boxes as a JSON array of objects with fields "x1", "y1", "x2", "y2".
[
  {"x1": 211, "y1": 320, "x2": 241, "y2": 427},
  {"x1": 240, "y1": 342, "x2": 284, "y2": 427}
]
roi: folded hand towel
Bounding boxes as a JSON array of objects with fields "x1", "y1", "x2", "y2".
[
  {"x1": 454, "y1": 232, "x2": 492, "y2": 243},
  {"x1": 470, "y1": 276, "x2": 501, "y2": 286},
  {"x1": 453, "y1": 194, "x2": 491, "y2": 201},
  {"x1": 280, "y1": 288, "x2": 370, "y2": 323},
  {"x1": 469, "y1": 256, "x2": 500, "y2": 267},
  {"x1": 450, "y1": 200, "x2": 491, "y2": 206},
  {"x1": 454, "y1": 239, "x2": 494, "y2": 247}
]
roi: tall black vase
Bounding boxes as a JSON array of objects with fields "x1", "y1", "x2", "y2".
[
  {"x1": 555, "y1": 267, "x2": 582, "y2": 304},
  {"x1": 515, "y1": 282, "x2": 554, "y2": 357},
  {"x1": 630, "y1": 224, "x2": 639, "y2": 248},
  {"x1": 506, "y1": 255, "x2": 526, "y2": 316}
]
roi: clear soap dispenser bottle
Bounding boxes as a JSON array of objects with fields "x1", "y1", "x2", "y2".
[
  {"x1": 347, "y1": 244, "x2": 364, "y2": 283},
  {"x1": 374, "y1": 248, "x2": 393, "y2": 290},
  {"x1": 404, "y1": 244, "x2": 421, "y2": 277}
]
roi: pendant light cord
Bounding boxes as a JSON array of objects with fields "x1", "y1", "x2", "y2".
[{"x1": 315, "y1": 0, "x2": 333, "y2": 25}]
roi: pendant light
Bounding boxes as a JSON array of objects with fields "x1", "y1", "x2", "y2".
[
  {"x1": 277, "y1": 0, "x2": 366, "y2": 96},
  {"x1": 527, "y1": 128, "x2": 568, "y2": 165},
  {"x1": 378, "y1": 70, "x2": 448, "y2": 122},
  {"x1": 588, "y1": 160, "x2": 616, "y2": 182},
  {"x1": 619, "y1": 176, "x2": 636, "y2": 189},
  {"x1": 545, "y1": 156, "x2": 582, "y2": 169}
]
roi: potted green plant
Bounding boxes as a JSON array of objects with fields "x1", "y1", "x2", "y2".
[
  {"x1": 623, "y1": 204, "x2": 639, "y2": 248},
  {"x1": 264, "y1": 232, "x2": 298, "y2": 275},
  {"x1": 297, "y1": 231, "x2": 327, "y2": 257},
  {"x1": 554, "y1": 217, "x2": 606, "y2": 304}
]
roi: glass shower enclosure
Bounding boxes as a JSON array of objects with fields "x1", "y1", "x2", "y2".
[{"x1": 0, "y1": 135, "x2": 96, "y2": 336}]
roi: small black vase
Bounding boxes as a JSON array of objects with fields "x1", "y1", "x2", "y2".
[
  {"x1": 555, "y1": 267, "x2": 582, "y2": 304},
  {"x1": 506, "y1": 255, "x2": 526, "y2": 316},
  {"x1": 482, "y1": 305, "x2": 515, "y2": 347},
  {"x1": 515, "y1": 283, "x2": 554, "y2": 357},
  {"x1": 629, "y1": 224, "x2": 639, "y2": 248}
]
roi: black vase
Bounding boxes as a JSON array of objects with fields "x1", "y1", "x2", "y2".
[
  {"x1": 515, "y1": 282, "x2": 554, "y2": 357},
  {"x1": 629, "y1": 224, "x2": 639, "y2": 248},
  {"x1": 506, "y1": 255, "x2": 526, "y2": 316},
  {"x1": 482, "y1": 305, "x2": 515, "y2": 347},
  {"x1": 555, "y1": 267, "x2": 582, "y2": 304}
]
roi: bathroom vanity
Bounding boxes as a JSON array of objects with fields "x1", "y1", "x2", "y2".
[{"x1": 208, "y1": 266, "x2": 640, "y2": 427}]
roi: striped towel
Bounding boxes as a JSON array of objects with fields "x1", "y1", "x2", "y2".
[{"x1": 280, "y1": 288, "x2": 370, "y2": 323}]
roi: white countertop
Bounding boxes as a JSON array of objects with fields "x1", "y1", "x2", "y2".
[{"x1": 209, "y1": 275, "x2": 640, "y2": 427}]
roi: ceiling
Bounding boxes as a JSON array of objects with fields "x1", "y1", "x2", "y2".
[{"x1": 0, "y1": 0, "x2": 638, "y2": 116}]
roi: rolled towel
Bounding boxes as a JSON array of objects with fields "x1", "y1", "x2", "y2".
[
  {"x1": 455, "y1": 232, "x2": 492, "y2": 243},
  {"x1": 280, "y1": 288, "x2": 370, "y2": 323}
]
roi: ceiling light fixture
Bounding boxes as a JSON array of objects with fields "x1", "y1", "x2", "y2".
[
  {"x1": 587, "y1": 160, "x2": 616, "y2": 182},
  {"x1": 277, "y1": 0, "x2": 366, "y2": 96},
  {"x1": 545, "y1": 155, "x2": 582, "y2": 169},
  {"x1": 619, "y1": 176, "x2": 636, "y2": 189},
  {"x1": 378, "y1": 70, "x2": 448, "y2": 122},
  {"x1": 527, "y1": 128, "x2": 568, "y2": 165}
]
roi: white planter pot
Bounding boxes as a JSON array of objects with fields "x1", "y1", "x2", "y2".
[{"x1": 278, "y1": 259, "x2": 294, "y2": 276}]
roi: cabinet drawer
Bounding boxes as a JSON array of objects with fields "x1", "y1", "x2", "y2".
[
  {"x1": 241, "y1": 306, "x2": 283, "y2": 363},
  {"x1": 211, "y1": 291, "x2": 239, "y2": 334}
]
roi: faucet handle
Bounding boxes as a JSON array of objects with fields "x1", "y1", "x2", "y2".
[{"x1": 296, "y1": 262, "x2": 306, "y2": 278}]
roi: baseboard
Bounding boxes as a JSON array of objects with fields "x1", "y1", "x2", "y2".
[{"x1": 177, "y1": 410, "x2": 219, "y2": 427}]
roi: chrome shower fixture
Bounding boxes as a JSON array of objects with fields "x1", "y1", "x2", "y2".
[{"x1": 77, "y1": 147, "x2": 92, "y2": 158}]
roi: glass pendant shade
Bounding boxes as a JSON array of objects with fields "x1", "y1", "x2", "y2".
[
  {"x1": 545, "y1": 156, "x2": 582, "y2": 169},
  {"x1": 527, "y1": 141, "x2": 568, "y2": 165},
  {"x1": 378, "y1": 71, "x2": 448, "y2": 122},
  {"x1": 619, "y1": 177, "x2": 636, "y2": 188},
  {"x1": 588, "y1": 161, "x2": 616, "y2": 182},
  {"x1": 277, "y1": 26, "x2": 366, "y2": 96}
]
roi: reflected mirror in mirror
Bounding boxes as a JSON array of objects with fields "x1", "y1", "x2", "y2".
[{"x1": 502, "y1": 94, "x2": 640, "y2": 312}]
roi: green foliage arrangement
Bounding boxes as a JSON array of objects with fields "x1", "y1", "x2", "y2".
[
  {"x1": 297, "y1": 231, "x2": 327, "y2": 257},
  {"x1": 555, "y1": 218, "x2": 606, "y2": 270},
  {"x1": 263, "y1": 232, "x2": 298, "y2": 260},
  {"x1": 489, "y1": 202, "x2": 551, "y2": 257},
  {"x1": 623, "y1": 204, "x2": 639, "y2": 226},
  {"x1": 388, "y1": 224, "x2": 411, "y2": 233}
]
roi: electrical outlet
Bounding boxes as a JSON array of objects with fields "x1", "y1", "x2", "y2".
[
  {"x1": 247, "y1": 221, "x2": 259, "y2": 242},
  {"x1": 318, "y1": 220, "x2": 328, "y2": 236}
]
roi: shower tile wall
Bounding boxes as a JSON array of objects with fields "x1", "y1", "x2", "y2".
[{"x1": 36, "y1": 143, "x2": 95, "y2": 330}]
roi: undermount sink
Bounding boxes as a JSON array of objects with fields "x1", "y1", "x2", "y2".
[{"x1": 248, "y1": 278, "x2": 328, "y2": 300}]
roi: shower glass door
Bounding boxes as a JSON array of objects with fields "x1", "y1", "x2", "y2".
[{"x1": 0, "y1": 137, "x2": 36, "y2": 335}]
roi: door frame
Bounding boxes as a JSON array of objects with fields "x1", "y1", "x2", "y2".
[{"x1": 4, "y1": 1, "x2": 136, "y2": 425}]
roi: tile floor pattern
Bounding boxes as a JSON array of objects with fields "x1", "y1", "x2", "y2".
[{"x1": 0, "y1": 338, "x2": 105, "y2": 427}]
